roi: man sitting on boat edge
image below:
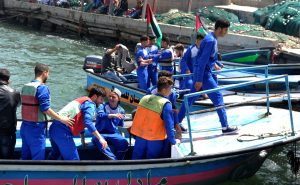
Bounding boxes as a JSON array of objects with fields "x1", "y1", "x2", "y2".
[
  {"x1": 101, "y1": 44, "x2": 127, "y2": 83},
  {"x1": 93, "y1": 87, "x2": 129, "y2": 160},
  {"x1": 131, "y1": 77, "x2": 180, "y2": 159},
  {"x1": 47, "y1": 86, "x2": 108, "y2": 160}
]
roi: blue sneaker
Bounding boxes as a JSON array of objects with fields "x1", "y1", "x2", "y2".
[{"x1": 222, "y1": 126, "x2": 238, "y2": 135}]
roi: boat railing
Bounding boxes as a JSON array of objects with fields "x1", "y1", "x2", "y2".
[
  {"x1": 182, "y1": 74, "x2": 294, "y2": 156},
  {"x1": 173, "y1": 65, "x2": 271, "y2": 107}
]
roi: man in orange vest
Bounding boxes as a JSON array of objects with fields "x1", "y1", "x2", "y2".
[
  {"x1": 48, "y1": 86, "x2": 108, "y2": 160},
  {"x1": 131, "y1": 77, "x2": 180, "y2": 159},
  {"x1": 21, "y1": 63, "x2": 74, "y2": 160}
]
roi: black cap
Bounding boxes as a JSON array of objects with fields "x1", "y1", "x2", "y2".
[
  {"x1": 149, "y1": 35, "x2": 156, "y2": 40},
  {"x1": 0, "y1": 68, "x2": 10, "y2": 82}
]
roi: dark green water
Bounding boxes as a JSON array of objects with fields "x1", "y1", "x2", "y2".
[{"x1": 0, "y1": 22, "x2": 299, "y2": 185}]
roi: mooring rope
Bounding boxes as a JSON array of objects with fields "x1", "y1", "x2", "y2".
[{"x1": 237, "y1": 131, "x2": 291, "y2": 142}]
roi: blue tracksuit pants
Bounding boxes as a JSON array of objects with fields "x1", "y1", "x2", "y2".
[
  {"x1": 132, "y1": 136, "x2": 170, "y2": 159},
  {"x1": 178, "y1": 73, "x2": 228, "y2": 128},
  {"x1": 92, "y1": 133, "x2": 128, "y2": 160},
  {"x1": 20, "y1": 122, "x2": 46, "y2": 160},
  {"x1": 137, "y1": 68, "x2": 148, "y2": 91},
  {"x1": 147, "y1": 64, "x2": 158, "y2": 87},
  {"x1": 48, "y1": 121, "x2": 79, "y2": 160}
]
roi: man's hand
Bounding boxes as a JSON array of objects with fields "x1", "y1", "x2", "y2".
[
  {"x1": 80, "y1": 133, "x2": 86, "y2": 149},
  {"x1": 214, "y1": 63, "x2": 224, "y2": 71},
  {"x1": 59, "y1": 116, "x2": 74, "y2": 127},
  {"x1": 175, "y1": 124, "x2": 182, "y2": 140},
  {"x1": 175, "y1": 139, "x2": 181, "y2": 145},
  {"x1": 194, "y1": 82, "x2": 203, "y2": 91},
  {"x1": 99, "y1": 138, "x2": 108, "y2": 149},
  {"x1": 109, "y1": 114, "x2": 125, "y2": 119}
]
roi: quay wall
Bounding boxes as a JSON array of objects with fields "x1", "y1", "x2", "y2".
[
  {"x1": 127, "y1": 0, "x2": 282, "y2": 13},
  {"x1": 3, "y1": 0, "x2": 278, "y2": 49},
  {"x1": 127, "y1": 0, "x2": 230, "y2": 14}
]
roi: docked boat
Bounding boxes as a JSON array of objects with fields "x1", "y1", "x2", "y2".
[
  {"x1": 1, "y1": 75, "x2": 300, "y2": 184},
  {"x1": 221, "y1": 47, "x2": 300, "y2": 75},
  {"x1": 83, "y1": 56, "x2": 300, "y2": 108}
]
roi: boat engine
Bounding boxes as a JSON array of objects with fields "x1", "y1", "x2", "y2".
[{"x1": 83, "y1": 55, "x2": 103, "y2": 73}]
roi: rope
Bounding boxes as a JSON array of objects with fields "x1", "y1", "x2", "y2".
[
  {"x1": 189, "y1": 93, "x2": 285, "y2": 115},
  {"x1": 237, "y1": 131, "x2": 291, "y2": 142}
]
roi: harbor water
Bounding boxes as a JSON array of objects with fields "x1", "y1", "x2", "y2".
[{"x1": 0, "y1": 22, "x2": 299, "y2": 185}]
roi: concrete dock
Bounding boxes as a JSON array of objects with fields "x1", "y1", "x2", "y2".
[{"x1": 1, "y1": 0, "x2": 280, "y2": 50}]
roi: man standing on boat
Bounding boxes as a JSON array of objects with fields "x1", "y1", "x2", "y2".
[
  {"x1": 48, "y1": 86, "x2": 108, "y2": 160},
  {"x1": 131, "y1": 77, "x2": 180, "y2": 159},
  {"x1": 180, "y1": 19, "x2": 237, "y2": 134},
  {"x1": 20, "y1": 63, "x2": 74, "y2": 160},
  {"x1": 136, "y1": 35, "x2": 152, "y2": 91},
  {"x1": 147, "y1": 70, "x2": 182, "y2": 139},
  {"x1": 147, "y1": 35, "x2": 159, "y2": 88},
  {"x1": 93, "y1": 88, "x2": 128, "y2": 160},
  {"x1": 153, "y1": 36, "x2": 174, "y2": 74},
  {"x1": 0, "y1": 68, "x2": 21, "y2": 159}
]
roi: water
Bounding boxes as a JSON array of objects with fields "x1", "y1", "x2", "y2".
[
  {"x1": 0, "y1": 22, "x2": 299, "y2": 184},
  {"x1": 0, "y1": 22, "x2": 105, "y2": 113}
]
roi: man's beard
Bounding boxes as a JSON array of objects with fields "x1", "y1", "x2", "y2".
[{"x1": 43, "y1": 77, "x2": 47, "y2": 83}]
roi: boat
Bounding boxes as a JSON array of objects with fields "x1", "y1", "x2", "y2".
[
  {"x1": 83, "y1": 56, "x2": 300, "y2": 108},
  {"x1": 1, "y1": 74, "x2": 300, "y2": 184},
  {"x1": 221, "y1": 47, "x2": 300, "y2": 75}
]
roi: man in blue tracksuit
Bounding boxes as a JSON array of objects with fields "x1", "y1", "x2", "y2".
[
  {"x1": 147, "y1": 71, "x2": 182, "y2": 139},
  {"x1": 92, "y1": 88, "x2": 129, "y2": 160},
  {"x1": 153, "y1": 36, "x2": 174, "y2": 73},
  {"x1": 136, "y1": 35, "x2": 152, "y2": 91},
  {"x1": 21, "y1": 63, "x2": 74, "y2": 160},
  {"x1": 178, "y1": 19, "x2": 237, "y2": 134},
  {"x1": 182, "y1": 33, "x2": 205, "y2": 74},
  {"x1": 48, "y1": 87, "x2": 108, "y2": 160},
  {"x1": 147, "y1": 35, "x2": 159, "y2": 88}
]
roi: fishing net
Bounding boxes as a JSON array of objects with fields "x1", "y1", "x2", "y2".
[
  {"x1": 254, "y1": 0, "x2": 300, "y2": 37},
  {"x1": 155, "y1": 9, "x2": 197, "y2": 28},
  {"x1": 197, "y1": 6, "x2": 239, "y2": 23},
  {"x1": 156, "y1": 7, "x2": 300, "y2": 48}
]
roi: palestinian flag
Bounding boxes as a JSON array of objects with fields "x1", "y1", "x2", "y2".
[
  {"x1": 195, "y1": 14, "x2": 208, "y2": 35},
  {"x1": 146, "y1": 3, "x2": 162, "y2": 47}
]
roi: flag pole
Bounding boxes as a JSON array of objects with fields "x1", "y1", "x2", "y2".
[
  {"x1": 152, "y1": 0, "x2": 157, "y2": 14},
  {"x1": 188, "y1": 0, "x2": 193, "y2": 13},
  {"x1": 142, "y1": 0, "x2": 148, "y2": 21}
]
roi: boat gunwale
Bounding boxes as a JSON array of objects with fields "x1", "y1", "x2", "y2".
[{"x1": 1, "y1": 135, "x2": 298, "y2": 166}]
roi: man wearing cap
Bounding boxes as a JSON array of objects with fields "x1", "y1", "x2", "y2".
[
  {"x1": 131, "y1": 77, "x2": 180, "y2": 159},
  {"x1": 48, "y1": 86, "x2": 108, "y2": 160},
  {"x1": 21, "y1": 63, "x2": 74, "y2": 160},
  {"x1": 93, "y1": 88, "x2": 128, "y2": 160},
  {"x1": 147, "y1": 35, "x2": 159, "y2": 87},
  {"x1": 0, "y1": 68, "x2": 21, "y2": 159}
]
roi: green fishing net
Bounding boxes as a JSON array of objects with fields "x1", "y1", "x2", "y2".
[
  {"x1": 254, "y1": 0, "x2": 300, "y2": 37},
  {"x1": 156, "y1": 6, "x2": 300, "y2": 48}
]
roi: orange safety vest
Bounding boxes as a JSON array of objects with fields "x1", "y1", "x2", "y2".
[
  {"x1": 58, "y1": 96, "x2": 92, "y2": 136},
  {"x1": 130, "y1": 94, "x2": 170, "y2": 140},
  {"x1": 21, "y1": 81, "x2": 49, "y2": 122}
]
